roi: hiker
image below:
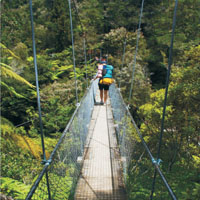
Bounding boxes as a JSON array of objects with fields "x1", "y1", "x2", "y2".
[{"x1": 92, "y1": 56, "x2": 114, "y2": 105}]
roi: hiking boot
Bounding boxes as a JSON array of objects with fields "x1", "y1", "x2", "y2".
[{"x1": 100, "y1": 101, "x2": 104, "y2": 105}]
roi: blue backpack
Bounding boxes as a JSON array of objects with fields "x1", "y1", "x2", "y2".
[{"x1": 102, "y1": 65, "x2": 113, "y2": 78}]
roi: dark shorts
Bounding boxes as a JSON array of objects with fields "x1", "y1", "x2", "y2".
[{"x1": 98, "y1": 83, "x2": 109, "y2": 91}]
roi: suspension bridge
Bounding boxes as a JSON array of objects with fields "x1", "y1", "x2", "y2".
[{"x1": 25, "y1": 0, "x2": 179, "y2": 199}]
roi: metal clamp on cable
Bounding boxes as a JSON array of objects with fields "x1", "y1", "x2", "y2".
[
  {"x1": 45, "y1": 159, "x2": 52, "y2": 166},
  {"x1": 41, "y1": 159, "x2": 52, "y2": 166},
  {"x1": 126, "y1": 104, "x2": 130, "y2": 110},
  {"x1": 152, "y1": 157, "x2": 162, "y2": 165},
  {"x1": 76, "y1": 103, "x2": 80, "y2": 107}
]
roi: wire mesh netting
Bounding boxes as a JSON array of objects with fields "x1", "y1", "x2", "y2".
[
  {"x1": 109, "y1": 84, "x2": 176, "y2": 199},
  {"x1": 26, "y1": 81, "x2": 176, "y2": 200},
  {"x1": 26, "y1": 80, "x2": 98, "y2": 200},
  {"x1": 109, "y1": 84, "x2": 135, "y2": 183}
]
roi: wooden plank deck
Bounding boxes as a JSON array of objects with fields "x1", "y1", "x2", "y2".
[{"x1": 74, "y1": 91, "x2": 126, "y2": 200}]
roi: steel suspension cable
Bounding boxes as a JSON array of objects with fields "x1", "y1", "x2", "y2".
[
  {"x1": 68, "y1": 0, "x2": 78, "y2": 104},
  {"x1": 150, "y1": 1, "x2": 179, "y2": 199},
  {"x1": 29, "y1": 1, "x2": 51, "y2": 199},
  {"x1": 83, "y1": 36, "x2": 88, "y2": 88},
  {"x1": 71, "y1": 0, "x2": 89, "y2": 89},
  {"x1": 128, "y1": 0, "x2": 145, "y2": 103},
  {"x1": 118, "y1": 32, "x2": 127, "y2": 89},
  {"x1": 119, "y1": 15, "x2": 140, "y2": 90},
  {"x1": 29, "y1": 0, "x2": 46, "y2": 163},
  {"x1": 99, "y1": 49, "x2": 102, "y2": 61},
  {"x1": 71, "y1": 0, "x2": 84, "y2": 35},
  {"x1": 106, "y1": 50, "x2": 108, "y2": 62},
  {"x1": 118, "y1": 0, "x2": 177, "y2": 198},
  {"x1": 25, "y1": 80, "x2": 97, "y2": 199},
  {"x1": 15, "y1": 101, "x2": 75, "y2": 128},
  {"x1": 112, "y1": 85, "x2": 177, "y2": 200}
]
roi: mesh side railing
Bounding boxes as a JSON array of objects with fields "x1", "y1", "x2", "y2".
[
  {"x1": 109, "y1": 85, "x2": 134, "y2": 182},
  {"x1": 26, "y1": 80, "x2": 98, "y2": 200},
  {"x1": 109, "y1": 84, "x2": 176, "y2": 200}
]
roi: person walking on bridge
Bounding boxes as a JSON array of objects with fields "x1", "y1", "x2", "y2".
[{"x1": 92, "y1": 56, "x2": 114, "y2": 105}]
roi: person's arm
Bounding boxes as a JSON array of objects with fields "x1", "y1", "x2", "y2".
[{"x1": 92, "y1": 71, "x2": 98, "y2": 81}]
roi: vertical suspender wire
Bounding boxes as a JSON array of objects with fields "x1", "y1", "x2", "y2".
[
  {"x1": 91, "y1": 49, "x2": 93, "y2": 60},
  {"x1": 68, "y1": 0, "x2": 78, "y2": 104},
  {"x1": 118, "y1": 31, "x2": 128, "y2": 180},
  {"x1": 100, "y1": 49, "x2": 102, "y2": 61},
  {"x1": 29, "y1": 0, "x2": 46, "y2": 163},
  {"x1": 116, "y1": 84, "x2": 177, "y2": 199},
  {"x1": 89, "y1": 51, "x2": 92, "y2": 63},
  {"x1": 71, "y1": 0, "x2": 88, "y2": 89},
  {"x1": 106, "y1": 50, "x2": 108, "y2": 63},
  {"x1": 119, "y1": 35, "x2": 127, "y2": 89},
  {"x1": 29, "y1": 1, "x2": 51, "y2": 199},
  {"x1": 68, "y1": 0, "x2": 84, "y2": 156},
  {"x1": 128, "y1": 0, "x2": 145, "y2": 103},
  {"x1": 83, "y1": 35, "x2": 88, "y2": 88},
  {"x1": 150, "y1": 0, "x2": 178, "y2": 199}
]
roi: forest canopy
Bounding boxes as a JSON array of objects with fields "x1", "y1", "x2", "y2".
[{"x1": 1, "y1": 0, "x2": 200, "y2": 199}]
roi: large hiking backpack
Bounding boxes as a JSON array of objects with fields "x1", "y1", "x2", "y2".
[
  {"x1": 99, "y1": 65, "x2": 114, "y2": 85},
  {"x1": 102, "y1": 65, "x2": 113, "y2": 78}
]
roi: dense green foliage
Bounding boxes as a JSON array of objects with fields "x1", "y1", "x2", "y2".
[{"x1": 1, "y1": 0, "x2": 200, "y2": 199}]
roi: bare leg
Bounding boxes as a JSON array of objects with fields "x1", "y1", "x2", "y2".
[
  {"x1": 104, "y1": 90, "x2": 108, "y2": 103},
  {"x1": 100, "y1": 90, "x2": 103, "y2": 102}
]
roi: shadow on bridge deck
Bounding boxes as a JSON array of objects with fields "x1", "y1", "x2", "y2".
[{"x1": 75, "y1": 91, "x2": 127, "y2": 200}]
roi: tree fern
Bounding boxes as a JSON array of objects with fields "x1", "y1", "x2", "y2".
[
  {"x1": 1, "y1": 63, "x2": 35, "y2": 88},
  {"x1": 1, "y1": 120, "x2": 48, "y2": 160},
  {"x1": 0, "y1": 43, "x2": 20, "y2": 60},
  {"x1": 12, "y1": 134, "x2": 45, "y2": 160},
  {"x1": 0, "y1": 177, "x2": 31, "y2": 199},
  {"x1": 1, "y1": 82, "x2": 27, "y2": 98}
]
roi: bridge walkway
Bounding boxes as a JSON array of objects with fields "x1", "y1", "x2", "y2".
[{"x1": 75, "y1": 91, "x2": 126, "y2": 200}]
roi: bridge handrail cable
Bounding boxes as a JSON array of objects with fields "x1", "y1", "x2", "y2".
[
  {"x1": 25, "y1": 80, "x2": 98, "y2": 199},
  {"x1": 116, "y1": 0, "x2": 178, "y2": 198},
  {"x1": 111, "y1": 85, "x2": 177, "y2": 199}
]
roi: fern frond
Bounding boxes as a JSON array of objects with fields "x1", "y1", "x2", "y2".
[
  {"x1": 1, "y1": 124, "x2": 15, "y2": 136},
  {"x1": 58, "y1": 65, "x2": 73, "y2": 71},
  {"x1": 1, "y1": 122, "x2": 50, "y2": 159},
  {"x1": 0, "y1": 62, "x2": 12, "y2": 69},
  {"x1": 0, "y1": 43, "x2": 20, "y2": 60},
  {"x1": 51, "y1": 65, "x2": 73, "y2": 80},
  {"x1": 0, "y1": 177, "x2": 31, "y2": 199},
  {"x1": 1, "y1": 81, "x2": 26, "y2": 98},
  {"x1": 54, "y1": 71, "x2": 65, "y2": 79},
  {"x1": 1, "y1": 117, "x2": 15, "y2": 127},
  {"x1": 12, "y1": 134, "x2": 50, "y2": 160},
  {"x1": 1, "y1": 64, "x2": 35, "y2": 88}
]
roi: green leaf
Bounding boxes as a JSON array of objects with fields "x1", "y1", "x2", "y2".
[
  {"x1": 1, "y1": 82, "x2": 26, "y2": 98},
  {"x1": 1, "y1": 64, "x2": 35, "y2": 88},
  {"x1": 0, "y1": 43, "x2": 20, "y2": 60}
]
